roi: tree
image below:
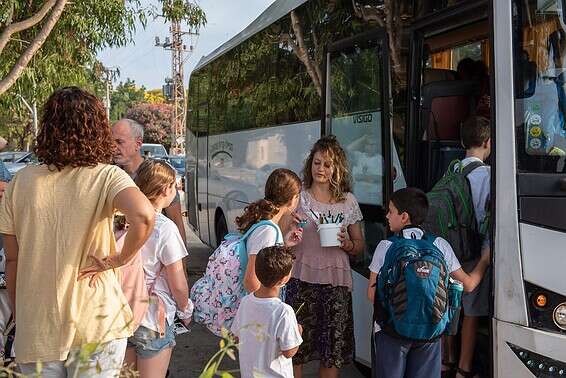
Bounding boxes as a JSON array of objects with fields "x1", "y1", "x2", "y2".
[
  {"x1": 110, "y1": 79, "x2": 146, "y2": 122},
  {"x1": 0, "y1": 0, "x2": 206, "y2": 96},
  {"x1": 144, "y1": 89, "x2": 166, "y2": 104},
  {"x1": 126, "y1": 103, "x2": 174, "y2": 149}
]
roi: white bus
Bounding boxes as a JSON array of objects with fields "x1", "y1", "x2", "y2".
[{"x1": 185, "y1": 0, "x2": 566, "y2": 375}]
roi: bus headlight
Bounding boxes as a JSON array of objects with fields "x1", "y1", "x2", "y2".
[{"x1": 553, "y1": 303, "x2": 566, "y2": 330}]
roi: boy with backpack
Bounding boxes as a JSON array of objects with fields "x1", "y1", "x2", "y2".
[
  {"x1": 451, "y1": 116, "x2": 492, "y2": 378},
  {"x1": 367, "y1": 188, "x2": 490, "y2": 378},
  {"x1": 232, "y1": 245, "x2": 303, "y2": 378}
]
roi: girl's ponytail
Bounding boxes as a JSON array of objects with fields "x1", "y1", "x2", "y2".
[{"x1": 235, "y1": 199, "x2": 279, "y2": 233}]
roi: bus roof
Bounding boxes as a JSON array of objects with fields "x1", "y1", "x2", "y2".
[{"x1": 193, "y1": 0, "x2": 307, "y2": 72}]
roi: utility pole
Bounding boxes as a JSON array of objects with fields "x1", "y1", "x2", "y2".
[
  {"x1": 156, "y1": 21, "x2": 197, "y2": 155},
  {"x1": 101, "y1": 67, "x2": 119, "y2": 120}
]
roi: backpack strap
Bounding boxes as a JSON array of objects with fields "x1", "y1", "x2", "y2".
[
  {"x1": 461, "y1": 160, "x2": 485, "y2": 177},
  {"x1": 240, "y1": 220, "x2": 281, "y2": 243},
  {"x1": 238, "y1": 220, "x2": 282, "y2": 283}
]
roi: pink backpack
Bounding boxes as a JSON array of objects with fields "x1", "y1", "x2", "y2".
[{"x1": 115, "y1": 232, "x2": 165, "y2": 335}]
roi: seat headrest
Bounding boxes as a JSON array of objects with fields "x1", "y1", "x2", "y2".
[{"x1": 423, "y1": 68, "x2": 456, "y2": 84}]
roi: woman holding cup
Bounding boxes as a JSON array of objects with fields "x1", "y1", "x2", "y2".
[{"x1": 285, "y1": 135, "x2": 364, "y2": 378}]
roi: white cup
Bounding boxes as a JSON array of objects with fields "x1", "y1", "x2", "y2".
[{"x1": 317, "y1": 223, "x2": 341, "y2": 247}]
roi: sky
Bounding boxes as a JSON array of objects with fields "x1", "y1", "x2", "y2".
[{"x1": 97, "y1": 0, "x2": 277, "y2": 90}]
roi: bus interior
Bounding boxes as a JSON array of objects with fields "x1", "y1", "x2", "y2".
[{"x1": 404, "y1": 6, "x2": 493, "y2": 377}]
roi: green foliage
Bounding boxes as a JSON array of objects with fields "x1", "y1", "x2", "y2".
[
  {"x1": 199, "y1": 328, "x2": 239, "y2": 378},
  {"x1": 162, "y1": 0, "x2": 207, "y2": 27},
  {"x1": 0, "y1": 0, "x2": 206, "y2": 148},
  {"x1": 109, "y1": 78, "x2": 146, "y2": 122}
]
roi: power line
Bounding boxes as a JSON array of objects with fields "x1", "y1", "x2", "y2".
[{"x1": 155, "y1": 22, "x2": 198, "y2": 154}]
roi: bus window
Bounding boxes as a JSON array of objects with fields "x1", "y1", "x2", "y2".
[
  {"x1": 327, "y1": 35, "x2": 389, "y2": 277},
  {"x1": 513, "y1": 0, "x2": 566, "y2": 173}
]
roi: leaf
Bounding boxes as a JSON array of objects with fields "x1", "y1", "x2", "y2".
[
  {"x1": 219, "y1": 372, "x2": 235, "y2": 378},
  {"x1": 219, "y1": 339, "x2": 225, "y2": 349},
  {"x1": 199, "y1": 364, "x2": 216, "y2": 378},
  {"x1": 226, "y1": 348, "x2": 236, "y2": 361},
  {"x1": 79, "y1": 342, "x2": 99, "y2": 361}
]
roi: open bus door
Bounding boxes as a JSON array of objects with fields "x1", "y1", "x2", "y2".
[{"x1": 323, "y1": 28, "x2": 394, "y2": 369}]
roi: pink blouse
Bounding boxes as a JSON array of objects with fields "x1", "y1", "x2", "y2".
[{"x1": 292, "y1": 190, "x2": 363, "y2": 290}]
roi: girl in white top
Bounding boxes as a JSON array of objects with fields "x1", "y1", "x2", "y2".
[
  {"x1": 125, "y1": 159, "x2": 191, "y2": 378},
  {"x1": 237, "y1": 168, "x2": 304, "y2": 293}
]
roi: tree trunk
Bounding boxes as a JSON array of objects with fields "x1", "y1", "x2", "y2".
[
  {"x1": 0, "y1": 0, "x2": 58, "y2": 54},
  {"x1": 289, "y1": 10, "x2": 322, "y2": 97},
  {"x1": 0, "y1": 0, "x2": 68, "y2": 95}
]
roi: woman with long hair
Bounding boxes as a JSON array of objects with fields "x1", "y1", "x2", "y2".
[
  {"x1": 0, "y1": 87, "x2": 155, "y2": 376},
  {"x1": 286, "y1": 136, "x2": 365, "y2": 378}
]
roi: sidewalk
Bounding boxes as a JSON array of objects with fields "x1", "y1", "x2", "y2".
[{"x1": 169, "y1": 222, "x2": 366, "y2": 377}]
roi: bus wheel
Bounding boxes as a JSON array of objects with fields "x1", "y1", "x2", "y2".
[{"x1": 215, "y1": 213, "x2": 228, "y2": 248}]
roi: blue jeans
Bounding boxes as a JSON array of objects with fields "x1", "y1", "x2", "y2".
[
  {"x1": 128, "y1": 324, "x2": 176, "y2": 359},
  {"x1": 372, "y1": 331, "x2": 440, "y2": 378},
  {"x1": 19, "y1": 338, "x2": 127, "y2": 377}
]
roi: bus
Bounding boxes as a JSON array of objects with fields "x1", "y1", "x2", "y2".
[{"x1": 185, "y1": 0, "x2": 566, "y2": 375}]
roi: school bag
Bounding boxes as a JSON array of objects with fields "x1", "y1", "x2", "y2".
[
  {"x1": 422, "y1": 159, "x2": 486, "y2": 263},
  {"x1": 190, "y1": 220, "x2": 280, "y2": 337},
  {"x1": 375, "y1": 233, "x2": 459, "y2": 341}
]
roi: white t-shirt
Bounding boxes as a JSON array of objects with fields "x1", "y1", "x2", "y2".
[
  {"x1": 140, "y1": 213, "x2": 188, "y2": 332},
  {"x1": 231, "y1": 294, "x2": 303, "y2": 378},
  {"x1": 369, "y1": 227, "x2": 461, "y2": 275},
  {"x1": 246, "y1": 223, "x2": 283, "y2": 256}
]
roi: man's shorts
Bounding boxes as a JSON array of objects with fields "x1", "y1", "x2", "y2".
[
  {"x1": 128, "y1": 324, "x2": 176, "y2": 358},
  {"x1": 462, "y1": 259, "x2": 491, "y2": 317}
]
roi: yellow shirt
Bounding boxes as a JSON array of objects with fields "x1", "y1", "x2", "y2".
[{"x1": 0, "y1": 164, "x2": 137, "y2": 363}]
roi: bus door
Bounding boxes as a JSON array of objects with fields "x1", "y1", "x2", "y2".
[
  {"x1": 197, "y1": 100, "x2": 211, "y2": 245},
  {"x1": 324, "y1": 29, "x2": 393, "y2": 367}
]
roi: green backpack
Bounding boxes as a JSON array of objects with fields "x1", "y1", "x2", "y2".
[{"x1": 422, "y1": 160, "x2": 487, "y2": 263}]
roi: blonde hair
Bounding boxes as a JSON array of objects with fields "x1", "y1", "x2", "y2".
[
  {"x1": 302, "y1": 135, "x2": 352, "y2": 202},
  {"x1": 134, "y1": 159, "x2": 176, "y2": 203}
]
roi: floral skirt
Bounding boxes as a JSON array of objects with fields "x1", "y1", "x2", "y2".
[{"x1": 285, "y1": 278, "x2": 354, "y2": 368}]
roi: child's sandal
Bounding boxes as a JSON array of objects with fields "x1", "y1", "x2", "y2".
[{"x1": 456, "y1": 367, "x2": 476, "y2": 378}]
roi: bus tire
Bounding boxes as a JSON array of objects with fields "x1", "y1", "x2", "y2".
[{"x1": 215, "y1": 212, "x2": 228, "y2": 248}]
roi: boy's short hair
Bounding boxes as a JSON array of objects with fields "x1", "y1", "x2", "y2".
[
  {"x1": 461, "y1": 116, "x2": 490, "y2": 149},
  {"x1": 255, "y1": 245, "x2": 295, "y2": 288},
  {"x1": 390, "y1": 187, "x2": 429, "y2": 226}
]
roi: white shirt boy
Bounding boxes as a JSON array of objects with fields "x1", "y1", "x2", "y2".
[
  {"x1": 231, "y1": 293, "x2": 302, "y2": 378},
  {"x1": 369, "y1": 227, "x2": 462, "y2": 332}
]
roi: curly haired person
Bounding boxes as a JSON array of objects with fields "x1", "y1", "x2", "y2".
[
  {"x1": 285, "y1": 136, "x2": 365, "y2": 378},
  {"x1": 0, "y1": 87, "x2": 155, "y2": 377}
]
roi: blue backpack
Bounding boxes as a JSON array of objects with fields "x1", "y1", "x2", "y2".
[
  {"x1": 190, "y1": 220, "x2": 281, "y2": 337},
  {"x1": 376, "y1": 233, "x2": 452, "y2": 341}
]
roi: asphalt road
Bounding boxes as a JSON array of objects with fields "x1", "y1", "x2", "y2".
[{"x1": 169, "y1": 221, "x2": 365, "y2": 378}]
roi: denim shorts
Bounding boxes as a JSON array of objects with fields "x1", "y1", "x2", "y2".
[{"x1": 128, "y1": 324, "x2": 176, "y2": 358}]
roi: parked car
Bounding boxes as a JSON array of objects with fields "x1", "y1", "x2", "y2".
[
  {"x1": 140, "y1": 143, "x2": 167, "y2": 157},
  {"x1": 5, "y1": 152, "x2": 37, "y2": 174}
]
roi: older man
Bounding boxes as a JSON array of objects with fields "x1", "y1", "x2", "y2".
[{"x1": 112, "y1": 118, "x2": 187, "y2": 246}]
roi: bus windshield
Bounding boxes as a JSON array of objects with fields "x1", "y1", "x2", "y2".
[{"x1": 513, "y1": 0, "x2": 566, "y2": 173}]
